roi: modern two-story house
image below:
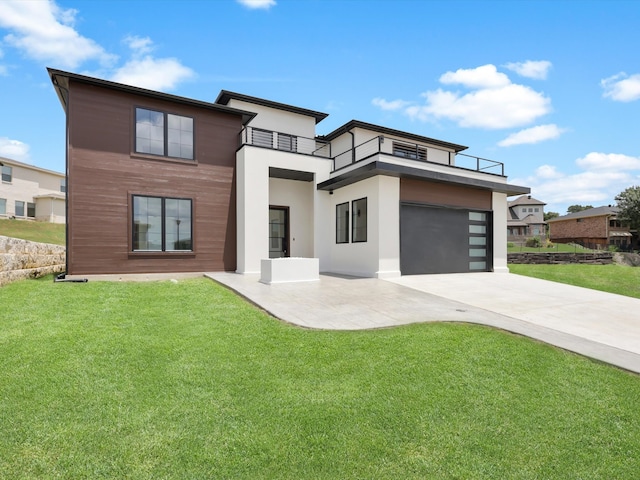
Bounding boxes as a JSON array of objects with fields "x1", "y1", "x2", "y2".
[{"x1": 48, "y1": 68, "x2": 529, "y2": 278}]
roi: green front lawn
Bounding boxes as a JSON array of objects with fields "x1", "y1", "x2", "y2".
[
  {"x1": 0, "y1": 218, "x2": 65, "y2": 245},
  {"x1": 1, "y1": 276, "x2": 639, "y2": 479},
  {"x1": 509, "y1": 263, "x2": 640, "y2": 299}
]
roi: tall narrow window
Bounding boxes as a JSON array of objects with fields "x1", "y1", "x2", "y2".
[
  {"x1": 15, "y1": 201, "x2": 24, "y2": 217},
  {"x1": 352, "y1": 198, "x2": 368, "y2": 243},
  {"x1": 60, "y1": 178, "x2": 67, "y2": 193},
  {"x1": 0, "y1": 198, "x2": 6, "y2": 215},
  {"x1": 1, "y1": 165, "x2": 12, "y2": 183},
  {"x1": 135, "y1": 108, "x2": 194, "y2": 160},
  {"x1": 132, "y1": 195, "x2": 192, "y2": 252},
  {"x1": 336, "y1": 202, "x2": 349, "y2": 244},
  {"x1": 27, "y1": 202, "x2": 36, "y2": 218}
]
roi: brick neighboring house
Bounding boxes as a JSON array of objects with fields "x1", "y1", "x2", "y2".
[
  {"x1": 507, "y1": 195, "x2": 546, "y2": 243},
  {"x1": 547, "y1": 206, "x2": 635, "y2": 251}
]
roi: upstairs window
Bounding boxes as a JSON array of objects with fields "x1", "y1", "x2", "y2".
[
  {"x1": 60, "y1": 178, "x2": 66, "y2": 193},
  {"x1": 1, "y1": 165, "x2": 12, "y2": 183},
  {"x1": 132, "y1": 195, "x2": 192, "y2": 252},
  {"x1": 135, "y1": 108, "x2": 194, "y2": 160},
  {"x1": 393, "y1": 142, "x2": 427, "y2": 161}
]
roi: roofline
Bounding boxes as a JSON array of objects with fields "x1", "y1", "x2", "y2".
[
  {"x1": 317, "y1": 160, "x2": 530, "y2": 196},
  {"x1": 215, "y1": 90, "x2": 329, "y2": 124},
  {"x1": 547, "y1": 207, "x2": 619, "y2": 222},
  {"x1": 47, "y1": 68, "x2": 257, "y2": 125},
  {"x1": 0, "y1": 156, "x2": 64, "y2": 177},
  {"x1": 319, "y1": 120, "x2": 469, "y2": 152}
]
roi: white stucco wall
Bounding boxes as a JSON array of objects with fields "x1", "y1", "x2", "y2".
[
  {"x1": 236, "y1": 146, "x2": 333, "y2": 274},
  {"x1": 227, "y1": 99, "x2": 317, "y2": 139},
  {"x1": 492, "y1": 192, "x2": 509, "y2": 273},
  {"x1": 327, "y1": 175, "x2": 400, "y2": 278}
]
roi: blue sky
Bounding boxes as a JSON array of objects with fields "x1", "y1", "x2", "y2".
[{"x1": 1, "y1": 0, "x2": 639, "y2": 214}]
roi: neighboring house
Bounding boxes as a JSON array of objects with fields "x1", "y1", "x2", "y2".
[
  {"x1": 48, "y1": 68, "x2": 529, "y2": 277},
  {"x1": 548, "y1": 206, "x2": 634, "y2": 250},
  {"x1": 507, "y1": 195, "x2": 546, "y2": 243},
  {"x1": 0, "y1": 156, "x2": 66, "y2": 223}
]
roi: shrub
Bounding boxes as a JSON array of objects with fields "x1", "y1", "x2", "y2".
[{"x1": 526, "y1": 237, "x2": 542, "y2": 248}]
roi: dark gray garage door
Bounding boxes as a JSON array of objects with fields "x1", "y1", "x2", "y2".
[{"x1": 400, "y1": 203, "x2": 491, "y2": 275}]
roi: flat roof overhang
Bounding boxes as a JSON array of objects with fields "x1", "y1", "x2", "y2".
[{"x1": 317, "y1": 161, "x2": 530, "y2": 196}]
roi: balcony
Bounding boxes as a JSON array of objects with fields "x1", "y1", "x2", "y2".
[
  {"x1": 332, "y1": 136, "x2": 505, "y2": 176},
  {"x1": 239, "y1": 126, "x2": 331, "y2": 158}
]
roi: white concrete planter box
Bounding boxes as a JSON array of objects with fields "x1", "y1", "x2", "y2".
[{"x1": 260, "y1": 257, "x2": 320, "y2": 284}]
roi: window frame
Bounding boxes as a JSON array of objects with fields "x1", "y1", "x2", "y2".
[
  {"x1": 134, "y1": 107, "x2": 195, "y2": 161},
  {"x1": 1, "y1": 165, "x2": 12, "y2": 183},
  {"x1": 131, "y1": 194, "x2": 193, "y2": 253},
  {"x1": 0, "y1": 198, "x2": 6, "y2": 215},
  {"x1": 60, "y1": 178, "x2": 66, "y2": 193},
  {"x1": 351, "y1": 197, "x2": 368, "y2": 243},
  {"x1": 27, "y1": 202, "x2": 36, "y2": 218},
  {"x1": 336, "y1": 202, "x2": 349, "y2": 244},
  {"x1": 15, "y1": 200, "x2": 25, "y2": 217}
]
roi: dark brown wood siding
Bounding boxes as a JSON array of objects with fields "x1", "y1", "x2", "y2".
[
  {"x1": 400, "y1": 178, "x2": 492, "y2": 210},
  {"x1": 66, "y1": 81, "x2": 241, "y2": 275}
]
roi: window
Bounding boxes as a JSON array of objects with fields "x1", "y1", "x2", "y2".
[
  {"x1": 0, "y1": 198, "x2": 6, "y2": 215},
  {"x1": 393, "y1": 142, "x2": 427, "y2": 161},
  {"x1": 15, "y1": 201, "x2": 24, "y2": 217},
  {"x1": 534, "y1": 207, "x2": 539, "y2": 212},
  {"x1": 132, "y1": 195, "x2": 192, "y2": 251},
  {"x1": 27, "y1": 202, "x2": 36, "y2": 218},
  {"x1": 336, "y1": 202, "x2": 349, "y2": 244},
  {"x1": 1, "y1": 165, "x2": 12, "y2": 183},
  {"x1": 521, "y1": 207, "x2": 526, "y2": 213},
  {"x1": 528, "y1": 208, "x2": 533, "y2": 212},
  {"x1": 60, "y1": 179, "x2": 66, "y2": 193},
  {"x1": 135, "y1": 108, "x2": 194, "y2": 160},
  {"x1": 352, "y1": 198, "x2": 368, "y2": 243}
]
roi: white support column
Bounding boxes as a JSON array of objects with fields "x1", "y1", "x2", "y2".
[{"x1": 492, "y1": 191, "x2": 509, "y2": 273}]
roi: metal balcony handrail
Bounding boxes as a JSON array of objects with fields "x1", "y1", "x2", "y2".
[{"x1": 239, "y1": 126, "x2": 331, "y2": 158}]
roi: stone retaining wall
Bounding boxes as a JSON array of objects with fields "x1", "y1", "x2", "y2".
[
  {"x1": 508, "y1": 252, "x2": 613, "y2": 265},
  {"x1": 0, "y1": 236, "x2": 66, "y2": 286}
]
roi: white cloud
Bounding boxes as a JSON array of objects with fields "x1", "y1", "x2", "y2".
[
  {"x1": 439, "y1": 64, "x2": 510, "y2": 89},
  {"x1": 0, "y1": 0, "x2": 115, "y2": 69},
  {"x1": 237, "y1": 0, "x2": 276, "y2": 9},
  {"x1": 374, "y1": 64, "x2": 552, "y2": 129},
  {"x1": 371, "y1": 97, "x2": 411, "y2": 111},
  {"x1": 111, "y1": 56, "x2": 194, "y2": 91},
  {"x1": 498, "y1": 124, "x2": 565, "y2": 147},
  {"x1": 512, "y1": 152, "x2": 640, "y2": 213},
  {"x1": 601, "y1": 73, "x2": 640, "y2": 102},
  {"x1": 124, "y1": 35, "x2": 154, "y2": 56},
  {"x1": 408, "y1": 82, "x2": 550, "y2": 129},
  {"x1": 504, "y1": 60, "x2": 552, "y2": 80},
  {"x1": 0, "y1": 137, "x2": 30, "y2": 162}
]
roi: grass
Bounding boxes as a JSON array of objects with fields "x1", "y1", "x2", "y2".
[
  {"x1": 1, "y1": 276, "x2": 640, "y2": 478},
  {"x1": 509, "y1": 263, "x2": 640, "y2": 299},
  {"x1": 0, "y1": 218, "x2": 65, "y2": 245}
]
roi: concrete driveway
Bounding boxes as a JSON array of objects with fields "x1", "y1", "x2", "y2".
[{"x1": 206, "y1": 272, "x2": 640, "y2": 374}]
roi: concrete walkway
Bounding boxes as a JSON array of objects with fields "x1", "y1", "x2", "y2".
[{"x1": 206, "y1": 272, "x2": 640, "y2": 374}]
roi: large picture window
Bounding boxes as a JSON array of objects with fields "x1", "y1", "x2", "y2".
[
  {"x1": 132, "y1": 195, "x2": 192, "y2": 251},
  {"x1": 336, "y1": 202, "x2": 349, "y2": 244},
  {"x1": 352, "y1": 197, "x2": 368, "y2": 243},
  {"x1": 135, "y1": 108, "x2": 194, "y2": 160}
]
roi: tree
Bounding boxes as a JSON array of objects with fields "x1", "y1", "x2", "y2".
[
  {"x1": 567, "y1": 204, "x2": 593, "y2": 214},
  {"x1": 615, "y1": 186, "x2": 640, "y2": 230},
  {"x1": 544, "y1": 212, "x2": 559, "y2": 221}
]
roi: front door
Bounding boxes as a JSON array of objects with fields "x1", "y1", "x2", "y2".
[{"x1": 269, "y1": 206, "x2": 289, "y2": 258}]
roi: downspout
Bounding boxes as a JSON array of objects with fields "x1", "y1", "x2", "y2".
[{"x1": 348, "y1": 130, "x2": 355, "y2": 164}]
